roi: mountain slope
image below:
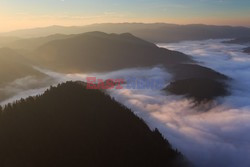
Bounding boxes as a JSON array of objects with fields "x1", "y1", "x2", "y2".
[
  {"x1": 32, "y1": 32, "x2": 229, "y2": 101},
  {"x1": 0, "y1": 48, "x2": 44, "y2": 86},
  {"x1": 0, "y1": 81, "x2": 188, "y2": 167}
]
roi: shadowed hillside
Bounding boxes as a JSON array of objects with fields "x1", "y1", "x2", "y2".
[{"x1": 0, "y1": 82, "x2": 188, "y2": 167}]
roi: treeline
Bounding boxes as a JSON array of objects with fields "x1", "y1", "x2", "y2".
[{"x1": 0, "y1": 81, "x2": 188, "y2": 167}]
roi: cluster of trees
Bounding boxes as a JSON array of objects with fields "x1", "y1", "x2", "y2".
[{"x1": 0, "y1": 81, "x2": 188, "y2": 167}]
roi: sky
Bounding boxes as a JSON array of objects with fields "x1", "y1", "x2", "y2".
[{"x1": 0, "y1": 0, "x2": 249, "y2": 32}]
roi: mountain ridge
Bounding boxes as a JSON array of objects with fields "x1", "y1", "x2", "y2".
[{"x1": 32, "y1": 31, "x2": 192, "y2": 73}]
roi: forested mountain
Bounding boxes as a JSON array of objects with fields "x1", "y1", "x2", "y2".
[
  {"x1": 2, "y1": 23, "x2": 250, "y2": 43},
  {"x1": 33, "y1": 31, "x2": 191, "y2": 73},
  {"x1": 0, "y1": 81, "x2": 188, "y2": 167}
]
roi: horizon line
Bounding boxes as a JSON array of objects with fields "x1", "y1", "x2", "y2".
[{"x1": 1, "y1": 22, "x2": 250, "y2": 34}]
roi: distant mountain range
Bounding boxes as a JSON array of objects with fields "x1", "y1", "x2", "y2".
[
  {"x1": 0, "y1": 82, "x2": 189, "y2": 167},
  {"x1": 2, "y1": 23, "x2": 250, "y2": 43}
]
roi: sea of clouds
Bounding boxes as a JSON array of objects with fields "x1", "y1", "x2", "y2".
[{"x1": 0, "y1": 39, "x2": 250, "y2": 167}]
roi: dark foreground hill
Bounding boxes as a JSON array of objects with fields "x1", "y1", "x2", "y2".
[{"x1": 0, "y1": 82, "x2": 188, "y2": 167}]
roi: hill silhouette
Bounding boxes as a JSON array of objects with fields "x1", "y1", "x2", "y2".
[{"x1": 0, "y1": 81, "x2": 188, "y2": 167}]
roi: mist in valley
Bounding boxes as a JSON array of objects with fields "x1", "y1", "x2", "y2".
[{"x1": 0, "y1": 39, "x2": 249, "y2": 167}]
